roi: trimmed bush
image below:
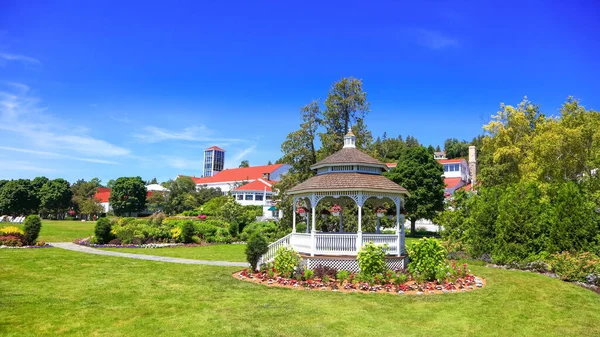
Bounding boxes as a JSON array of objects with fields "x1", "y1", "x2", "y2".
[
  {"x1": 408, "y1": 238, "x2": 447, "y2": 281},
  {"x1": 180, "y1": 221, "x2": 195, "y2": 243},
  {"x1": 94, "y1": 218, "x2": 113, "y2": 244},
  {"x1": 245, "y1": 233, "x2": 268, "y2": 271},
  {"x1": 549, "y1": 251, "x2": 600, "y2": 282},
  {"x1": 23, "y1": 215, "x2": 42, "y2": 245}
]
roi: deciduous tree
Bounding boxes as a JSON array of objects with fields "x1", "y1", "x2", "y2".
[
  {"x1": 384, "y1": 146, "x2": 445, "y2": 236},
  {"x1": 109, "y1": 177, "x2": 147, "y2": 216}
]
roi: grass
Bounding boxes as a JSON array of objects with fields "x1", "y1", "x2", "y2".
[
  {"x1": 102, "y1": 237, "x2": 419, "y2": 262},
  {"x1": 1, "y1": 249, "x2": 599, "y2": 336},
  {"x1": 103, "y1": 244, "x2": 247, "y2": 262},
  {"x1": 10, "y1": 220, "x2": 96, "y2": 242}
]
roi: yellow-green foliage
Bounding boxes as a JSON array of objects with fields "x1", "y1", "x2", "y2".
[
  {"x1": 0, "y1": 226, "x2": 24, "y2": 235},
  {"x1": 170, "y1": 227, "x2": 182, "y2": 241}
]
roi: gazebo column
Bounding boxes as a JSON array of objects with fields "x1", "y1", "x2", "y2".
[
  {"x1": 356, "y1": 205, "x2": 362, "y2": 252},
  {"x1": 310, "y1": 194, "x2": 316, "y2": 256},
  {"x1": 396, "y1": 201, "x2": 401, "y2": 257},
  {"x1": 292, "y1": 201, "x2": 296, "y2": 233}
]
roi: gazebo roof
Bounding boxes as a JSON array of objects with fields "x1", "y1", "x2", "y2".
[
  {"x1": 288, "y1": 172, "x2": 407, "y2": 194},
  {"x1": 310, "y1": 147, "x2": 388, "y2": 170}
]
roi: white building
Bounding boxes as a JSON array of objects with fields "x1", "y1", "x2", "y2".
[
  {"x1": 203, "y1": 146, "x2": 225, "y2": 177},
  {"x1": 181, "y1": 163, "x2": 292, "y2": 220}
]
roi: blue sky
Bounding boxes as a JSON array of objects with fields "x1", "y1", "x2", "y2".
[{"x1": 1, "y1": 0, "x2": 599, "y2": 184}]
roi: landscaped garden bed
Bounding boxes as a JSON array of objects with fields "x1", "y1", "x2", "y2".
[
  {"x1": 233, "y1": 264, "x2": 485, "y2": 295},
  {"x1": 0, "y1": 216, "x2": 48, "y2": 248}
]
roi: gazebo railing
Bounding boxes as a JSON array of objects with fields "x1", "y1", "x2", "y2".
[
  {"x1": 315, "y1": 233, "x2": 357, "y2": 255},
  {"x1": 292, "y1": 233, "x2": 311, "y2": 253},
  {"x1": 362, "y1": 234, "x2": 398, "y2": 254}
]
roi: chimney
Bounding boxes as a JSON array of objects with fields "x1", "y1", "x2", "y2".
[
  {"x1": 262, "y1": 172, "x2": 270, "y2": 181},
  {"x1": 468, "y1": 146, "x2": 477, "y2": 190}
]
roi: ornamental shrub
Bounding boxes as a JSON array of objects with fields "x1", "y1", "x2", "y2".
[
  {"x1": 548, "y1": 251, "x2": 600, "y2": 282},
  {"x1": 23, "y1": 215, "x2": 42, "y2": 245},
  {"x1": 94, "y1": 218, "x2": 113, "y2": 244},
  {"x1": 180, "y1": 221, "x2": 195, "y2": 243},
  {"x1": 274, "y1": 247, "x2": 301, "y2": 278},
  {"x1": 357, "y1": 242, "x2": 388, "y2": 277},
  {"x1": 313, "y1": 264, "x2": 337, "y2": 279},
  {"x1": 0, "y1": 226, "x2": 24, "y2": 236},
  {"x1": 245, "y1": 233, "x2": 268, "y2": 271},
  {"x1": 336, "y1": 270, "x2": 350, "y2": 284},
  {"x1": 0, "y1": 235, "x2": 24, "y2": 246},
  {"x1": 408, "y1": 237, "x2": 447, "y2": 281}
]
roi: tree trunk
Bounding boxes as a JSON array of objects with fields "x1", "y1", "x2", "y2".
[{"x1": 410, "y1": 218, "x2": 417, "y2": 237}]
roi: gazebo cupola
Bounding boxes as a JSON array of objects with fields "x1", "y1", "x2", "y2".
[{"x1": 259, "y1": 131, "x2": 410, "y2": 270}]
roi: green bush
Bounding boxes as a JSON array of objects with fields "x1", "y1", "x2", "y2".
[
  {"x1": 94, "y1": 218, "x2": 113, "y2": 244},
  {"x1": 273, "y1": 247, "x2": 301, "y2": 278},
  {"x1": 245, "y1": 233, "x2": 268, "y2": 271},
  {"x1": 357, "y1": 242, "x2": 388, "y2": 277},
  {"x1": 336, "y1": 270, "x2": 350, "y2": 285},
  {"x1": 23, "y1": 215, "x2": 42, "y2": 245},
  {"x1": 180, "y1": 221, "x2": 195, "y2": 243},
  {"x1": 408, "y1": 238, "x2": 447, "y2": 281},
  {"x1": 239, "y1": 221, "x2": 281, "y2": 242},
  {"x1": 549, "y1": 251, "x2": 600, "y2": 282},
  {"x1": 194, "y1": 222, "x2": 220, "y2": 239}
]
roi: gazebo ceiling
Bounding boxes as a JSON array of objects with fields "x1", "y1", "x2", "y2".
[{"x1": 287, "y1": 172, "x2": 408, "y2": 195}]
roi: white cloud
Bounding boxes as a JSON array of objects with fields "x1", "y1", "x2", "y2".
[
  {"x1": 225, "y1": 145, "x2": 257, "y2": 168},
  {"x1": 0, "y1": 146, "x2": 119, "y2": 165},
  {"x1": 0, "y1": 52, "x2": 41, "y2": 66},
  {"x1": 0, "y1": 159, "x2": 55, "y2": 173},
  {"x1": 161, "y1": 156, "x2": 205, "y2": 169},
  {"x1": 0, "y1": 83, "x2": 130, "y2": 164},
  {"x1": 134, "y1": 126, "x2": 245, "y2": 144},
  {"x1": 414, "y1": 29, "x2": 459, "y2": 50}
]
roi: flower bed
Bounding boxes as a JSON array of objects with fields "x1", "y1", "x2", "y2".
[
  {"x1": 74, "y1": 237, "x2": 184, "y2": 249},
  {"x1": 233, "y1": 267, "x2": 485, "y2": 295},
  {"x1": 1, "y1": 243, "x2": 51, "y2": 249}
]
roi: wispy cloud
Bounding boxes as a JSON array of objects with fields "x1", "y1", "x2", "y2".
[
  {"x1": 0, "y1": 146, "x2": 119, "y2": 165},
  {"x1": 231, "y1": 145, "x2": 256, "y2": 165},
  {"x1": 134, "y1": 126, "x2": 245, "y2": 144},
  {"x1": 0, "y1": 159, "x2": 56, "y2": 173},
  {"x1": 0, "y1": 83, "x2": 130, "y2": 164},
  {"x1": 161, "y1": 156, "x2": 205, "y2": 169},
  {"x1": 0, "y1": 52, "x2": 41, "y2": 66},
  {"x1": 413, "y1": 29, "x2": 459, "y2": 50}
]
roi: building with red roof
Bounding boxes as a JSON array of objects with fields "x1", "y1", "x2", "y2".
[{"x1": 385, "y1": 148, "x2": 476, "y2": 197}]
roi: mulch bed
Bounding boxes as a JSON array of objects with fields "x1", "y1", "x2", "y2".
[{"x1": 233, "y1": 270, "x2": 486, "y2": 295}]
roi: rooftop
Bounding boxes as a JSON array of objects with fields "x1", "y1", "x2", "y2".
[
  {"x1": 311, "y1": 148, "x2": 387, "y2": 170},
  {"x1": 184, "y1": 164, "x2": 285, "y2": 184},
  {"x1": 288, "y1": 172, "x2": 407, "y2": 194},
  {"x1": 205, "y1": 146, "x2": 225, "y2": 152}
]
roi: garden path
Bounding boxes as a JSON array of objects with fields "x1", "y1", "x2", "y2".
[{"x1": 50, "y1": 242, "x2": 249, "y2": 267}]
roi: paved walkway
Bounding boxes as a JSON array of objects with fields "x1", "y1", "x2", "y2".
[{"x1": 50, "y1": 242, "x2": 248, "y2": 267}]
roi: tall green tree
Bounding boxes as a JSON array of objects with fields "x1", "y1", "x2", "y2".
[
  {"x1": 444, "y1": 138, "x2": 469, "y2": 159},
  {"x1": 109, "y1": 177, "x2": 147, "y2": 216},
  {"x1": 0, "y1": 179, "x2": 35, "y2": 215},
  {"x1": 31, "y1": 176, "x2": 49, "y2": 212},
  {"x1": 280, "y1": 100, "x2": 320, "y2": 180},
  {"x1": 40, "y1": 179, "x2": 73, "y2": 218},
  {"x1": 384, "y1": 146, "x2": 445, "y2": 236},
  {"x1": 320, "y1": 77, "x2": 370, "y2": 157},
  {"x1": 239, "y1": 160, "x2": 250, "y2": 168},
  {"x1": 71, "y1": 179, "x2": 102, "y2": 218}
]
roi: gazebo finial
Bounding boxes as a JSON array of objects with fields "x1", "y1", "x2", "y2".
[{"x1": 343, "y1": 130, "x2": 356, "y2": 148}]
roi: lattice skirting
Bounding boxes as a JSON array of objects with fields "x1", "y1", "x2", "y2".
[{"x1": 304, "y1": 256, "x2": 407, "y2": 273}]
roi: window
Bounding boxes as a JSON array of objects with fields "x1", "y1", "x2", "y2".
[
  {"x1": 266, "y1": 195, "x2": 272, "y2": 200},
  {"x1": 454, "y1": 164, "x2": 460, "y2": 172},
  {"x1": 255, "y1": 194, "x2": 263, "y2": 201},
  {"x1": 272, "y1": 210, "x2": 279, "y2": 218},
  {"x1": 245, "y1": 194, "x2": 253, "y2": 200},
  {"x1": 444, "y1": 165, "x2": 449, "y2": 172},
  {"x1": 236, "y1": 194, "x2": 243, "y2": 200}
]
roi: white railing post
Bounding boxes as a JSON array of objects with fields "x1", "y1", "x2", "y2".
[
  {"x1": 310, "y1": 205, "x2": 316, "y2": 256},
  {"x1": 396, "y1": 205, "x2": 401, "y2": 257},
  {"x1": 356, "y1": 205, "x2": 362, "y2": 253},
  {"x1": 292, "y1": 202, "x2": 296, "y2": 233}
]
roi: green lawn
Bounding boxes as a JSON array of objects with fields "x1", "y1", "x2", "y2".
[
  {"x1": 1, "y1": 249, "x2": 599, "y2": 337},
  {"x1": 103, "y1": 244, "x2": 247, "y2": 262},
  {"x1": 11, "y1": 220, "x2": 96, "y2": 242}
]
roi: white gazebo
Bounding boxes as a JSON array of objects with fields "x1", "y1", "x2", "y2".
[{"x1": 259, "y1": 132, "x2": 410, "y2": 271}]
